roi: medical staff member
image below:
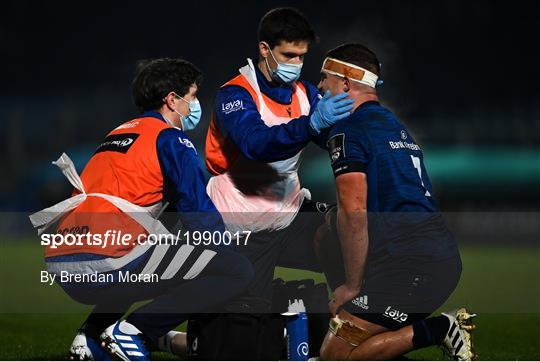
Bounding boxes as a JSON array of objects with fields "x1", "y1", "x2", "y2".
[
  {"x1": 188, "y1": 8, "x2": 353, "y2": 358},
  {"x1": 30, "y1": 58, "x2": 253, "y2": 361},
  {"x1": 205, "y1": 6, "x2": 352, "y2": 304}
]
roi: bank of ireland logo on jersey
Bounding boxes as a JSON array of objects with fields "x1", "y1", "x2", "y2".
[
  {"x1": 352, "y1": 295, "x2": 369, "y2": 310},
  {"x1": 221, "y1": 99, "x2": 244, "y2": 114},
  {"x1": 400, "y1": 130, "x2": 408, "y2": 140}
]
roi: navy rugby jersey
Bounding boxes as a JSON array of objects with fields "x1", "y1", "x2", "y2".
[{"x1": 326, "y1": 101, "x2": 458, "y2": 259}]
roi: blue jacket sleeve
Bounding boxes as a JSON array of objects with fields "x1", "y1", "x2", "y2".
[
  {"x1": 214, "y1": 85, "x2": 319, "y2": 162},
  {"x1": 157, "y1": 128, "x2": 225, "y2": 234}
]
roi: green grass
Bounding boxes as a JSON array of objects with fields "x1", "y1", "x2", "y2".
[{"x1": 1, "y1": 240, "x2": 539, "y2": 360}]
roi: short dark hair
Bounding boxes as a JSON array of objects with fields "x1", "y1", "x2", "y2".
[
  {"x1": 131, "y1": 58, "x2": 202, "y2": 113},
  {"x1": 326, "y1": 43, "x2": 380, "y2": 76},
  {"x1": 258, "y1": 7, "x2": 317, "y2": 48}
]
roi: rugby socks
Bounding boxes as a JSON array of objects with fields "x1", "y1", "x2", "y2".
[{"x1": 412, "y1": 316, "x2": 450, "y2": 348}]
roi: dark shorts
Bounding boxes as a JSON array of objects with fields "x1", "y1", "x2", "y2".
[
  {"x1": 343, "y1": 253, "x2": 462, "y2": 330},
  {"x1": 235, "y1": 199, "x2": 328, "y2": 301}
]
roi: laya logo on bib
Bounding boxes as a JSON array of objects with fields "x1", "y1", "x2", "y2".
[
  {"x1": 327, "y1": 133, "x2": 345, "y2": 164},
  {"x1": 221, "y1": 99, "x2": 244, "y2": 114},
  {"x1": 95, "y1": 133, "x2": 139, "y2": 154},
  {"x1": 178, "y1": 137, "x2": 197, "y2": 154}
]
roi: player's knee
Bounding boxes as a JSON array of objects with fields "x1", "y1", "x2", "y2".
[{"x1": 320, "y1": 311, "x2": 375, "y2": 360}]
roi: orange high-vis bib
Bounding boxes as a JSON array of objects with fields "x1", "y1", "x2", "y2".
[
  {"x1": 205, "y1": 73, "x2": 309, "y2": 175},
  {"x1": 205, "y1": 59, "x2": 312, "y2": 233},
  {"x1": 47, "y1": 116, "x2": 172, "y2": 258}
]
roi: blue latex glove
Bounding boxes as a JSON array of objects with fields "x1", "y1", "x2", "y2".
[{"x1": 309, "y1": 91, "x2": 354, "y2": 133}]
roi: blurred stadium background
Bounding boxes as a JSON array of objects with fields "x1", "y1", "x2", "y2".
[
  {"x1": 1, "y1": 0, "x2": 539, "y2": 214},
  {"x1": 1, "y1": 0, "x2": 539, "y2": 359}
]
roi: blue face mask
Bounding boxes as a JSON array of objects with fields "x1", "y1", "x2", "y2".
[
  {"x1": 266, "y1": 49, "x2": 303, "y2": 84},
  {"x1": 180, "y1": 99, "x2": 202, "y2": 131},
  {"x1": 173, "y1": 95, "x2": 202, "y2": 131}
]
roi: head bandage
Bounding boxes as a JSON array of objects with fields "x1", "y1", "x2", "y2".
[{"x1": 321, "y1": 57, "x2": 379, "y2": 88}]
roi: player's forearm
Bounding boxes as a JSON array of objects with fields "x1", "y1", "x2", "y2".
[{"x1": 336, "y1": 207, "x2": 368, "y2": 291}]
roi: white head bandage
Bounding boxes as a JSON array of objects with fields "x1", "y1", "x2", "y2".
[{"x1": 321, "y1": 57, "x2": 379, "y2": 88}]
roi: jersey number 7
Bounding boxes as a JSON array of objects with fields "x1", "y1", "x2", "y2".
[{"x1": 411, "y1": 155, "x2": 431, "y2": 197}]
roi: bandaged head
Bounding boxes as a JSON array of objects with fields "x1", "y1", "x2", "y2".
[{"x1": 321, "y1": 57, "x2": 380, "y2": 88}]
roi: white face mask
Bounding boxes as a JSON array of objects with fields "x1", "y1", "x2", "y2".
[{"x1": 266, "y1": 48, "x2": 303, "y2": 84}]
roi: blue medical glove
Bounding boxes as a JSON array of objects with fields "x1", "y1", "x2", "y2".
[{"x1": 309, "y1": 91, "x2": 354, "y2": 133}]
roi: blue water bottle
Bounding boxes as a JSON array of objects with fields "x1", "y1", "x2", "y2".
[{"x1": 283, "y1": 299, "x2": 309, "y2": 360}]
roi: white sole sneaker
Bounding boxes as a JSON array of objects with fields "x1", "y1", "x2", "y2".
[
  {"x1": 100, "y1": 321, "x2": 149, "y2": 361},
  {"x1": 70, "y1": 333, "x2": 94, "y2": 361},
  {"x1": 70, "y1": 331, "x2": 110, "y2": 361},
  {"x1": 441, "y1": 308, "x2": 477, "y2": 361}
]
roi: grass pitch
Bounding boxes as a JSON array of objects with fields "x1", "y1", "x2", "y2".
[{"x1": 0, "y1": 241, "x2": 538, "y2": 360}]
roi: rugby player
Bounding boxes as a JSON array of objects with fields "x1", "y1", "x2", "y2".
[{"x1": 314, "y1": 43, "x2": 477, "y2": 360}]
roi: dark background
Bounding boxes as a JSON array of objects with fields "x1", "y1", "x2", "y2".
[
  {"x1": 1, "y1": 0, "x2": 539, "y2": 212},
  {"x1": 0, "y1": 4, "x2": 538, "y2": 360}
]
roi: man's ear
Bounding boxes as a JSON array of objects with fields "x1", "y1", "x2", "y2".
[
  {"x1": 342, "y1": 77, "x2": 351, "y2": 93},
  {"x1": 258, "y1": 41, "x2": 270, "y2": 59},
  {"x1": 164, "y1": 92, "x2": 176, "y2": 110}
]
